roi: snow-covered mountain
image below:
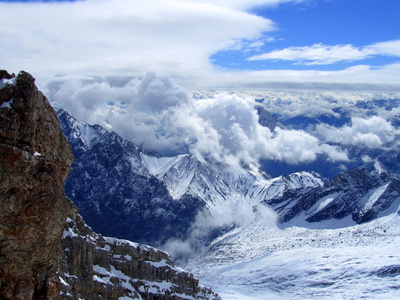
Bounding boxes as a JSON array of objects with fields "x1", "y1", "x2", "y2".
[
  {"x1": 59, "y1": 109, "x2": 399, "y2": 242},
  {"x1": 267, "y1": 167, "x2": 400, "y2": 226},
  {"x1": 57, "y1": 105, "x2": 400, "y2": 299},
  {"x1": 58, "y1": 109, "x2": 205, "y2": 245},
  {"x1": 58, "y1": 109, "x2": 327, "y2": 245}
]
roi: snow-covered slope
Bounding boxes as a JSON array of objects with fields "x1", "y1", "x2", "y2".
[
  {"x1": 141, "y1": 152, "x2": 324, "y2": 218},
  {"x1": 58, "y1": 109, "x2": 205, "y2": 245},
  {"x1": 267, "y1": 167, "x2": 400, "y2": 226},
  {"x1": 187, "y1": 211, "x2": 400, "y2": 299},
  {"x1": 58, "y1": 108, "x2": 400, "y2": 299}
]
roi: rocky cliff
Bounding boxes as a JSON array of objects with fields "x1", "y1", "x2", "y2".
[
  {"x1": 0, "y1": 70, "x2": 218, "y2": 300},
  {"x1": 0, "y1": 70, "x2": 73, "y2": 299},
  {"x1": 59, "y1": 200, "x2": 217, "y2": 300}
]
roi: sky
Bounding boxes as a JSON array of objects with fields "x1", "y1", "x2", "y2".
[
  {"x1": 1, "y1": 0, "x2": 400, "y2": 91},
  {"x1": 1, "y1": 0, "x2": 400, "y2": 169}
]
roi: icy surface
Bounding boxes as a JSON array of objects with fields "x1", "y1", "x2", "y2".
[{"x1": 188, "y1": 211, "x2": 400, "y2": 299}]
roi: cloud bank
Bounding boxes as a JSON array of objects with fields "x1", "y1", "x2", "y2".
[
  {"x1": 1, "y1": 0, "x2": 399, "y2": 91},
  {"x1": 52, "y1": 73, "x2": 350, "y2": 167},
  {"x1": 316, "y1": 116, "x2": 400, "y2": 149},
  {"x1": 249, "y1": 40, "x2": 400, "y2": 65}
]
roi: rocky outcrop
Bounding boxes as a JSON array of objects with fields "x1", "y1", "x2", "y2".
[
  {"x1": 256, "y1": 106, "x2": 284, "y2": 132},
  {"x1": 0, "y1": 70, "x2": 74, "y2": 299},
  {"x1": 0, "y1": 70, "x2": 219, "y2": 300},
  {"x1": 59, "y1": 200, "x2": 218, "y2": 300}
]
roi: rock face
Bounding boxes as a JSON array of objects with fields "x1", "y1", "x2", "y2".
[
  {"x1": 0, "y1": 70, "x2": 219, "y2": 300},
  {"x1": 0, "y1": 70, "x2": 74, "y2": 299},
  {"x1": 59, "y1": 200, "x2": 218, "y2": 300},
  {"x1": 256, "y1": 106, "x2": 283, "y2": 131}
]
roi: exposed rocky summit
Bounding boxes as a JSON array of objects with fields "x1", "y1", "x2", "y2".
[
  {"x1": 0, "y1": 70, "x2": 73, "y2": 299},
  {"x1": 0, "y1": 70, "x2": 218, "y2": 300}
]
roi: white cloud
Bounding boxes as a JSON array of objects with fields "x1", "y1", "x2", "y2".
[
  {"x1": 162, "y1": 197, "x2": 278, "y2": 263},
  {"x1": 53, "y1": 73, "x2": 349, "y2": 167},
  {"x1": 369, "y1": 39, "x2": 400, "y2": 57},
  {"x1": 260, "y1": 127, "x2": 348, "y2": 164},
  {"x1": 248, "y1": 39, "x2": 400, "y2": 66},
  {"x1": 184, "y1": 0, "x2": 306, "y2": 9},
  {"x1": 248, "y1": 43, "x2": 376, "y2": 65},
  {"x1": 0, "y1": 0, "x2": 273, "y2": 84},
  {"x1": 316, "y1": 116, "x2": 400, "y2": 149},
  {"x1": 1, "y1": 0, "x2": 399, "y2": 91}
]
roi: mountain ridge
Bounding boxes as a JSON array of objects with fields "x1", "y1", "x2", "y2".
[{"x1": 58, "y1": 108, "x2": 400, "y2": 252}]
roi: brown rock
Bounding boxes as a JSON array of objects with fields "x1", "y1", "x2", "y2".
[
  {"x1": 59, "y1": 201, "x2": 220, "y2": 300},
  {"x1": 0, "y1": 71, "x2": 74, "y2": 299}
]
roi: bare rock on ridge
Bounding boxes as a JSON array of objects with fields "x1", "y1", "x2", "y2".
[
  {"x1": 0, "y1": 70, "x2": 74, "y2": 299},
  {"x1": 59, "y1": 200, "x2": 219, "y2": 300}
]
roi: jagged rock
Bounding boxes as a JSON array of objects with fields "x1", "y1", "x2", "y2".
[
  {"x1": 59, "y1": 200, "x2": 219, "y2": 300},
  {"x1": 256, "y1": 106, "x2": 284, "y2": 131},
  {"x1": 0, "y1": 71, "x2": 74, "y2": 299}
]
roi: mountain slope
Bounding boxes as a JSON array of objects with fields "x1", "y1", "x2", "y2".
[
  {"x1": 267, "y1": 167, "x2": 400, "y2": 226},
  {"x1": 59, "y1": 110, "x2": 332, "y2": 245},
  {"x1": 0, "y1": 70, "x2": 219, "y2": 300},
  {"x1": 187, "y1": 212, "x2": 400, "y2": 299},
  {"x1": 58, "y1": 109, "x2": 204, "y2": 245}
]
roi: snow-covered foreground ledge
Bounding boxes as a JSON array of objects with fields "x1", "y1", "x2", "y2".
[{"x1": 188, "y1": 212, "x2": 400, "y2": 299}]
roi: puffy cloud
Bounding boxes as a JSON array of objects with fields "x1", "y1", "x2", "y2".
[
  {"x1": 53, "y1": 73, "x2": 349, "y2": 167},
  {"x1": 316, "y1": 116, "x2": 400, "y2": 149},
  {"x1": 162, "y1": 199, "x2": 278, "y2": 263},
  {"x1": 239, "y1": 90, "x2": 400, "y2": 121},
  {"x1": 259, "y1": 128, "x2": 348, "y2": 164}
]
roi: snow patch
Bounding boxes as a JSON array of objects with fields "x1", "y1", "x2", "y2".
[
  {"x1": 62, "y1": 227, "x2": 78, "y2": 239},
  {"x1": 141, "y1": 153, "x2": 189, "y2": 178},
  {"x1": 0, "y1": 77, "x2": 16, "y2": 90},
  {"x1": 361, "y1": 182, "x2": 390, "y2": 213},
  {"x1": 0, "y1": 99, "x2": 13, "y2": 108}
]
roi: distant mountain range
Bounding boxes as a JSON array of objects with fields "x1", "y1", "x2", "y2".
[
  {"x1": 58, "y1": 104, "x2": 400, "y2": 246},
  {"x1": 57, "y1": 98, "x2": 400, "y2": 299}
]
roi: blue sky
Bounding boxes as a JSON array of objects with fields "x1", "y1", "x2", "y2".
[
  {"x1": 0, "y1": 0, "x2": 399, "y2": 90},
  {"x1": 213, "y1": 0, "x2": 400, "y2": 71}
]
